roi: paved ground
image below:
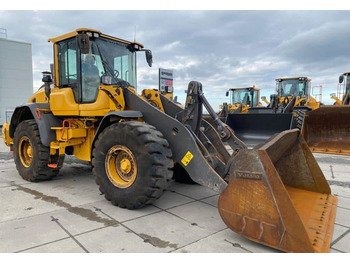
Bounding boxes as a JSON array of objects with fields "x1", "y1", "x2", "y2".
[{"x1": 0, "y1": 139, "x2": 349, "y2": 253}]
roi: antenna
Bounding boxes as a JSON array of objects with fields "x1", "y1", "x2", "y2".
[{"x1": 134, "y1": 26, "x2": 136, "y2": 42}]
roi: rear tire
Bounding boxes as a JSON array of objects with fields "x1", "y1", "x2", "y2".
[
  {"x1": 92, "y1": 121, "x2": 173, "y2": 209},
  {"x1": 13, "y1": 120, "x2": 62, "y2": 182}
]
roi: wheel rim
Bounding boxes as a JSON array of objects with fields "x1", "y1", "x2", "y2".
[
  {"x1": 105, "y1": 145, "x2": 137, "y2": 188},
  {"x1": 18, "y1": 136, "x2": 33, "y2": 167}
]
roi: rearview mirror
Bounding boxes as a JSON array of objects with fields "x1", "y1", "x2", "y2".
[
  {"x1": 339, "y1": 74, "x2": 344, "y2": 83},
  {"x1": 225, "y1": 91, "x2": 229, "y2": 97},
  {"x1": 143, "y1": 49, "x2": 153, "y2": 67},
  {"x1": 77, "y1": 34, "x2": 90, "y2": 54}
]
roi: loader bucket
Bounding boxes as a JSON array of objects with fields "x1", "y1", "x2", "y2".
[
  {"x1": 226, "y1": 113, "x2": 293, "y2": 147},
  {"x1": 302, "y1": 106, "x2": 350, "y2": 155},
  {"x1": 218, "y1": 129, "x2": 337, "y2": 253}
]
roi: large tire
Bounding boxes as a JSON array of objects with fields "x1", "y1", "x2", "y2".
[
  {"x1": 294, "y1": 109, "x2": 308, "y2": 130},
  {"x1": 92, "y1": 121, "x2": 173, "y2": 209},
  {"x1": 13, "y1": 120, "x2": 62, "y2": 182}
]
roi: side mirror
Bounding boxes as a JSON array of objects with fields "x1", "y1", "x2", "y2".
[
  {"x1": 339, "y1": 74, "x2": 344, "y2": 84},
  {"x1": 165, "y1": 86, "x2": 173, "y2": 93},
  {"x1": 42, "y1": 71, "x2": 52, "y2": 100},
  {"x1": 77, "y1": 33, "x2": 90, "y2": 54},
  {"x1": 225, "y1": 91, "x2": 229, "y2": 97},
  {"x1": 142, "y1": 49, "x2": 153, "y2": 67}
]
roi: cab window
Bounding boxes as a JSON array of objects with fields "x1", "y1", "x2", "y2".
[{"x1": 57, "y1": 38, "x2": 78, "y2": 100}]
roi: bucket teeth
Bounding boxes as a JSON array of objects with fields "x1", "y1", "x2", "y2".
[{"x1": 218, "y1": 129, "x2": 337, "y2": 253}]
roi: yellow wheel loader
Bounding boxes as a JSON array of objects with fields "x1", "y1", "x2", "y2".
[
  {"x1": 218, "y1": 86, "x2": 262, "y2": 117},
  {"x1": 1, "y1": 29, "x2": 337, "y2": 252},
  {"x1": 330, "y1": 72, "x2": 350, "y2": 105},
  {"x1": 226, "y1": 77, "x2": 321, "y2": 146},
  {"x1": 302, "y1": 72, "x2": 350, "y2": 155}
]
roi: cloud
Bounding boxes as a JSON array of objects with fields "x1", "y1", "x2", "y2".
[{"x1": 1, "y1": 10, "x2": 350, "y2": 109}]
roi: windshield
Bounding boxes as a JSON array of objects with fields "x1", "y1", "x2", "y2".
[
  {"x1": 79, "y1": 37, "x2": 137, "y2": 102},
  {"x1": 276, "y1": 79, "x2": 307, "y2": 97},
  {"x1": 230, "y1": 89, "x2": 258, "y2": 107},
  {"x1": 83, "y1": 37, "x2": 136, "y2": 86}
]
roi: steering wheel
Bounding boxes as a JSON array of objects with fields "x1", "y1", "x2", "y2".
[{"x1": 113, "y1": 70, "x2": 119, "y2": 78}]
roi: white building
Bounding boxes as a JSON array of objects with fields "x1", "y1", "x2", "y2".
[{"x1": 0, "y1": 38, "x2": 33, "y2": 125}]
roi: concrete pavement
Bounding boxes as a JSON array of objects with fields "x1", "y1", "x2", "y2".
[{"x1": 0, "y1": 139, "x2": 349, "y2": 253}]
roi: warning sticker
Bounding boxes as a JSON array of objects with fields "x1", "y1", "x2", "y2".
[{"x1": 181, "y1": 151, "x2": 194, "y2": 166}]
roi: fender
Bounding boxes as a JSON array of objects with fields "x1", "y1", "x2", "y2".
[
  {"x1": 91, "y1": 110, "x2": 143, "y2": 156},
  {"x1": 9, "y1": 103, "x2": 62, "y2": 147}
]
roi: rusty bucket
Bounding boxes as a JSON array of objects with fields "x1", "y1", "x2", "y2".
[
  {"x1": 218, "y1": 129, "x2": 337, "y2": 253},
  {"x1": 302, "y1": 106, "x2": 350, "y2": 155}
]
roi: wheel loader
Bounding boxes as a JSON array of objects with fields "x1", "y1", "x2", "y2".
[
  {"x1": 1, "y1": 28, "x2": 337, "y2": 252},
  {"x1": 218, "y1": 86, "x2": 262, "y2": 117},
  {"x1": 302, "y1": 72, "x2": 350, "y2": 155},
  {"x1": 204, "y1": 86, "x2": 262, "y2": 129},
  {"x1": 226, "y1": 77, "x2": 321, "y2": 146},
  {"x1": 330, "y1": 72, "x2": 350, "y2": 105}
]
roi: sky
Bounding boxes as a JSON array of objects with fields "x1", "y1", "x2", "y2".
[{"x1": 1, "y1": 10, "x2": 350, "y2": 109}]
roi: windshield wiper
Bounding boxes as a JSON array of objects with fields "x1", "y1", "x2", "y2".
[{"x1": 92, "y1": 42, "x2": 131, "y2": 88}]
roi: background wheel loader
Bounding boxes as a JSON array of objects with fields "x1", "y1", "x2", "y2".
[
  {"x1": 225, "y1": 77, "x2": 321, "y2": 146},
  {"x1": 218, "y1": 86, "x2": 263, "y2": 117},
  {"x1": 203, "y1": 86, "x2": 262, "y2": 130},
  {"x1": 1, "y1": 28, "x2": 338, "y2": 252},
  {"x1": 302, "y1": 72, "x2": 350, "y2": 155}
]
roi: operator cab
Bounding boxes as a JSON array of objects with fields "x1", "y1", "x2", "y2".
[
  {"x1": 275, "y1": 77, "x2": 311, "y2": 98},
  {"x1": 46, "y1": 28, "x2": 152, "y2": 116}
]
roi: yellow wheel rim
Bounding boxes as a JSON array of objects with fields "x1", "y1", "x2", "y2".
[
  {"x1": 18, "y1": 136, "x2": 33, "y2": 168},
  {"x1": 105, "y1": 145, "x2": 137, "y2": 188}
]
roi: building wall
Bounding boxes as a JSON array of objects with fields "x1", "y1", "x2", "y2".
[{"x1": 0, "y1": 38, "x2": 33, "y2": 125}]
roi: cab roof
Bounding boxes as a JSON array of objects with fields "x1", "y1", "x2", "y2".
[
  {"x1": 228, "y1": 86, "x2": 260, "y2": 91},
  {"x1": 343, "y1": 72, "x2": 350, "y2": 76},
  {"x1": 275, "y1": 76, "x2": 312, "y2": 82},
  {"x1": 48, "y1": 28, "x2": 144, "y2": 48}
]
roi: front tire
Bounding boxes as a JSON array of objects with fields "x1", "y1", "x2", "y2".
[
  {"x1": 92, "y1": 121, "x2": 173, "y2": 209},
  {"x1": 13, "y1": 120, "x2": 62, "y2": 181},
  {"x1": 294, "y1": 109, "x2": 308, "y2": 130}
]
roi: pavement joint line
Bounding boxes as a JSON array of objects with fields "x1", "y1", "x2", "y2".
[
  {"x1": 198, "y1": 199, "x2": 218, "y2": 209},
  {"x1": 50, "y1": 216, "x2": 89, "y2": 253},
  {"x1": 158, "y1": 206, "x2": 205, "y2": 228},
  {"x1": 117, "y1": 208, "x2": 163, "y2": 224},
  {"x1": 224, "y1": 239, "x2": 253, "y2": 253},
  {"x1": 337, "y1": 205, "x2": 350, "y2": 211},
  {"x1": 93, "y1": 206, "x2": 168, "y2": 249},
  {"x1": 331, "y1": 227, "x2": 350, "y2": 247},
  {"x1": 168, "y1": 186, "x2": 220, "y2": 204},
  {"x1": 168, "y1": 227, "x2": 228, "y2": 253},
  {"x1": 72, "y1": 224, "x2": 114, "y2": 238},
  {"x1": 330, "y1": 247, "x2": 346, "y2": 253},
  {"x1": 14, "y1": 237, "x2": 71, "y2": 253},
  {"x1": 168, "y1": 188, "x2": 218, "y2": 201},
  {"x1": 335, "y1": 194, "x2": 350, "y2": 199},
  {"x1": 152, "y1": 199, "x2": 198, "y2": 211},
  {"x1": 334, "y1": 222, "x2": 350, "y2": 229}
]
